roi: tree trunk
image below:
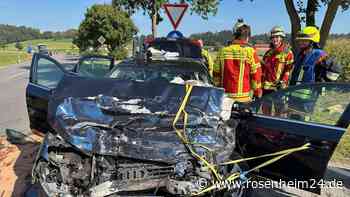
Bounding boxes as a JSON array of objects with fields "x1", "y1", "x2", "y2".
[
  {"x1": 306, "y1": 0, "x2": 317, "y2": 26},
  {"x1": 151, "y1": 0, "x2": 158, "y2": 38},
  {"x1": 320, "y1": 0, "x2": 342, "y2": 48},
  {"x1": 284, "y1": 0, "x2": 301, "y2": 54},
  {"x1": 152, "y1": 13, "x2": 158, "y2": 38}
]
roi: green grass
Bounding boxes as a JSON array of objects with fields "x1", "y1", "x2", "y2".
[
  {"x1": 331, "y1": 127, "x2": 350, "y2": 164},
  {"x1": 5, "y1": 38, "x2": 76, "y2": 51},
  {"x1": 5, "y1": 38, "x2": 79, "y2": 55},
  {"x1": 0, "y1": 39, "x2": 78, "y2": 68}
]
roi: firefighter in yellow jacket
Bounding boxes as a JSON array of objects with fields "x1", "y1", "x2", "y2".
[
  {"x1": 214, "y1": 19, "x2": 262, "y2": 103},
  {"x1": 196, "y1": 39, "x2": 214, "y2": 77}
]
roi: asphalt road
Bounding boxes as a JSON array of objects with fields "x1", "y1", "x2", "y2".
[
  {"x1": 0, "y1": 60, "x2": 31, "y2": 135},
  {"x1": 0, "y1": 54, "x2": 349, "y2": 196},
  {"x1": 0, "y1": 54, "x2": 76, "y2": 136}
]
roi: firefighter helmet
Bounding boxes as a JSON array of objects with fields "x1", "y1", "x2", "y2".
[
  {"x1": 270, "y1": 26, "x2": 286, "y2": 38},
  {"x1": 296, "y1": 26, "x2": 320, "y2": 43},
  {"x1": 233, "y1": 18, "x2": 250, "y2": 34}
]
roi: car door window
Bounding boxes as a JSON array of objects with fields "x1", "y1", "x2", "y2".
[
  {"x1": 78, "y1": 57, "x2": 113, "y2": 77},
  {"x1": 36, "y1": 57, "x2": 64, "y2": 89},
  {"x1": 253, "y1": 84, "x2": 350, "y2": 126}
]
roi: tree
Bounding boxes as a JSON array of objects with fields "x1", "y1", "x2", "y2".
[
  {"x1": 112, "y1": 0, "x2": 220, "y2": 38},
  {"x1": 240, "y1": 0, "x2": 350, "y2": 49},
  {"x1": 0, "y1": 24, "x2": 42, "y2": 43},
  {"x1": 73, "y1": 4, "x2": 137, "y2": 58},
  {"x1": 15, "y1": 41, "x2": 23, "y2": 51},
  {"x1": 42, "y1": 31, "x2": 54, "y2": 39},
  {"x1": 286, "y1": 0, "x2": 350, "y2": 49}
]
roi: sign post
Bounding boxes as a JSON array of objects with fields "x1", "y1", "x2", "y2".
[{"x1": 163, "y1": 3, "x2": 189, "y2": 30}]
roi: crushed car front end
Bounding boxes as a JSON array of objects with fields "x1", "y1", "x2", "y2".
[{"x1": 32, "y1": 75, "x2": 240, "y2": 196}]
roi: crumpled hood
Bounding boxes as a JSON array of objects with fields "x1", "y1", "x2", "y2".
[{"x1": 47, "y1": 75, "x2": 233, "y2": 163}]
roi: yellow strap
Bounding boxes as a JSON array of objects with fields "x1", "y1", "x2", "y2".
[
  {"x1": 192, "y1": 143, "x2": 310, "y2": 196},
  {"x1": 219, "y1": 143, "x2": 310, "y2": 166},
  {"x1": 172, "y1": 84, "x2": 222, "y2": 181},
  {"x1": 173, "y1": 84, "x2": 311, "y2": 196}
]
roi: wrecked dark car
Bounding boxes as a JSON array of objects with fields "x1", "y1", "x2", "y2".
[{"x1": 26, "y1": 53, "x2": 350, "y2": 196}]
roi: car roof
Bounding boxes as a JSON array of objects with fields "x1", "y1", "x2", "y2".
[
  {"x1": 150, "y1": 37, "x2": 195, "y2": 43},
  {"x1": 147, "y1": 37, "x2": 202, "y2": 59},
  {"x1": 115, "y1": 58, "x2": 209, "y2": 73}
]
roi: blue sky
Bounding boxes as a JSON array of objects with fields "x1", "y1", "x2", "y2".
[{"x1": 0, "y1": 0, "x2": 349, "y2": 37}]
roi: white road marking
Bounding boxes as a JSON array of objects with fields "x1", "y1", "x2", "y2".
[{"x1": 8, "y1": 71, "x2": 27, "y2": 80}]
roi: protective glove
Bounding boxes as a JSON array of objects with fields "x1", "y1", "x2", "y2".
[{"x1": 277, "y1": 81, "x2": 287, "y2": 89}]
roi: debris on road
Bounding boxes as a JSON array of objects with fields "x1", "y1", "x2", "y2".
[{"x1": 0, "y1": 130, "x2": 42, "y2": 197}]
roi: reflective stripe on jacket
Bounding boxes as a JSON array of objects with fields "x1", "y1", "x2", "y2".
[
  {"x1": 290, "y1": 48, "x2": 327, "y2": 85},
  {"x1": 214, "y1": 41, "x2": 262, "y2": 102},
  {"x1": 262, "y1": 44, "x2": 294, "y2": 90},
  {"x1": 201, "y1": 49, "x2": 214, "y2": 77}
]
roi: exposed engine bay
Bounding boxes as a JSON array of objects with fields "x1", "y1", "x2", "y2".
[
  {"x1": 35, "y1": 132, "x2": 238, "y2": 196},
  {"x1": 32, "y1": 76, "x2": 243, "y2": 196}
]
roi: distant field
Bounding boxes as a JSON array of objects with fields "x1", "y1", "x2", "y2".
[
  {"x1": 4, "y1": 38, "x2": 79, "y2": 56},
  {"x1": 5, "y1": 38, "x2": 77, "y2": 51},
  {"x1": 0, "y1": 39, "x2": 78, "y2": 68}
]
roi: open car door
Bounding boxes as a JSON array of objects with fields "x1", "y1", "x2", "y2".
[
  {"x1": 235, "y1": 83, "x2": 350, "y2": 194},
  {"x1": 26, "y1": 53, "x2": 67, "y2": 132},
  {"x1": 26, "y1": 54, "x2": 115, "y2": 132},
  {"x1": 74, "y1": 55, "x2": 114, "y2": 78}
]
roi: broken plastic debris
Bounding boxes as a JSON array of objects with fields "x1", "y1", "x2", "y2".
[
  {"x1": 170, "y1": 77, "x2": 185, "y2": 84},
  {"x1": 5, "y1": 129, "x2": 34, "y2": 145}
]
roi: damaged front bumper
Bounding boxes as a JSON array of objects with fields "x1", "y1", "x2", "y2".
[
  {"x1": 32, "y1": 78, "x2": 242, "y2": 196},
  {"x1": 32, "y1": 129, "x2": 237, "y2": 196}
]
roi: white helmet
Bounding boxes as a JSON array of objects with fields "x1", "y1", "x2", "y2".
[
  {"x1": 270, "y1": 26, "x2": 286, "y2": 38},
  {"x1": 233, "y1": 18, "x2": 250, "y2": 34}
]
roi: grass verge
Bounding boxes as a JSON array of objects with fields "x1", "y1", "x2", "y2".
[
  {"x1": 331, "y1": 127, "x2": 350, "y2": 164},
  {"x1": 0, "y1": 51, "x2": 31, "y2": 68}
]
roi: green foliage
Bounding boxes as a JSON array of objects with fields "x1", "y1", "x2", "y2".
[
  {"x1": 73, "y1": 4, "x2": 137, "y2": 59},
  {"x1": 294, "y1": 0, "x2": 349, "y2": 23},
  {"x1": 184, "y1": 0, "x2": 220, "y2": 19},
  {"x1": 113, "y1": 0, "x2": 167, "y2": 20},
  {"x1": 110, "y1": 47, "x2": 128, "y2": 60},
  {"x1": 0, "y1": 24, "x2": 41, "y2": 43},
  {"x1": 325, "y1": 38, "x2": 350, "y2": 82},
  {"x1": 80, "y1": 50, "x2": 107, "y2": 57},
  {"x1": 190, "y1": 31, "x2": 232, "y2": 47},
  {"x1": 0, "y1": 24, "x2": 77, "y2": 44},
  {"x1": 190, "y1": 30, "x2": 273, "y2": 47},
  {"x1": 112, "y1": 0, "x2": 220, "y2": 21}
]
